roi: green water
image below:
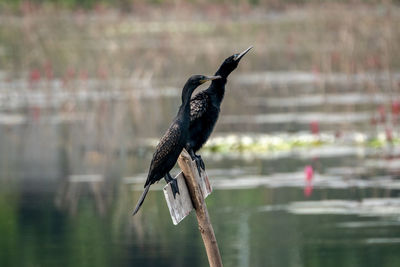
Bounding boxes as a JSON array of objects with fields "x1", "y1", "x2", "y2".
[{"x1": 1, "y1": 151, "x2": 400, "y2": 267}]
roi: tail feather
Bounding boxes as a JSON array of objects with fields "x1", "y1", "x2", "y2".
[{"x1": 132, "y1": 184, "x2": 151, "y2": 215}]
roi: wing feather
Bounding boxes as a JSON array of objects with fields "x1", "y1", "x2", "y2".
[
  {"x1": 190, "y1": 92, "x2": 209, "y2": 122},
  {"x1": 145, "y1": 123, "x2": 181, "y2": 185}
]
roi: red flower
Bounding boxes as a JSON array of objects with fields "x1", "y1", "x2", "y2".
[
  {"x1": 29, "y1": 69, "x2": 41, "y2": 83},
  {"x1": 310, "y1": 121, "x2": 319, "y2": 135},
  {"x1": 304, "y1": 165, "x2": 314, "y2": 182},
  {"x1": 392, "y1": 101, "x2": 400, "y2": 115}
]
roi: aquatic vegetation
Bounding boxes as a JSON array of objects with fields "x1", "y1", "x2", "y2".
[
  {"x1": 199, "y1": 132, "x2": 400, "y2": 154},
  {"x1": 141, "y1": 131, "x2": 400, "y2": 158},
  {"x1": 203, "y1": 133, "x2": 325, "y2": 154}
]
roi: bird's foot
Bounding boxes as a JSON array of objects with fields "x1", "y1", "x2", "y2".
[
  {"x1": 170, "y1": 178, "x2": 180, "y2": 199},
  {"x1": 196, "y1": 154, "x2": 205, "y2": 170},
  {"x1": 188, "y1": 149, "x2": 205, "y2": 176},
  {"x1": 164, "y1": 173, "x2": 180, "y2": 199},
  {"x1": 194, "y1": 155, "x2": 206, "y2": 176}
]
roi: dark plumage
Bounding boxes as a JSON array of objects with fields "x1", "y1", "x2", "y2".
[
  {"x1": 133, "y1": 74, "x2": 221, "y2": 215},
  {"x1": 186, "y1": 46, "x2": 253, "y2": 172}
]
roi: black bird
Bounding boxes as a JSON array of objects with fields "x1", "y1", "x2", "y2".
[
  {"x1": 186, "y1": 46, "x2": 253, "y2": 174},
  {"x1": 132, "y1": 74, "x2": 221, "y2": 215}
]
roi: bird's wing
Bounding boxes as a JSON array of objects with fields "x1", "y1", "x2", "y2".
[
  {"x1": 190, "y1": 92, "x2": 209, "y2": 122},
  {"x1": 145, "y1": 123, "x2": 181, "y2": 185}
]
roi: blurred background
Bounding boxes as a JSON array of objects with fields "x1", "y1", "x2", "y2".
[{"x1": 0, "y1": 0, "x2": 400, "y2": 266}]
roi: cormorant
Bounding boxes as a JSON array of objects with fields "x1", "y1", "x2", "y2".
[
  {"x1": 186, "y1": 46, "x2": 253, "y2": 174},
  {"x1": 133, "y1": 74, "x2": 221, "y2": 215}
]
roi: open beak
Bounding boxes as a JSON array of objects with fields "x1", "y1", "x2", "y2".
[
  {"x1": 233, "y1": 46, "x2": 253, "y2": 61},
  {"x1": 201, "y1": 75, "x2": 222, "y2": 83}
]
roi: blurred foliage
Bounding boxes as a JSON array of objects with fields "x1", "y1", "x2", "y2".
[{"x1": 1, "y1": 0, "x2": 400, "y2": 12}]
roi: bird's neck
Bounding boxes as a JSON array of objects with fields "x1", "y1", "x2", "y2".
[
  {"x1": 206, "y1": 62, "x2": 235, "y2": 102},
  {"x1": 177, "y1": 85, "x2": 193, "y2": 118},
  {"x1": 215, "y1": 63, "x2": 233, "y2": 79},
  {"x1": 208, "y1": 73, "x2": 227, "y2": 103}
]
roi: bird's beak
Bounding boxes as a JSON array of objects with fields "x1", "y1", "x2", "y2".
[
  {"x1": 233, "y1": 46, "x2": 253, "y2": 61},
  {"x1": 200, "y1": 75, "x2": 222, "y2": 84}
]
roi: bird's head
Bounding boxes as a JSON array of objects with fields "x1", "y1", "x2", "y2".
[
  {"x1": 182, "y1": 75, "x2": 221, "y2": 100},
  {"x1": 187, "y1": 74, "x2": 222, "y2": 87},
  {"x1": 219, "y1": 46, "x2": 253, "y2": 77}
]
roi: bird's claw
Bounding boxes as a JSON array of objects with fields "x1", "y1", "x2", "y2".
[
  {"x1": 195, "y1": 159, "x2": 202, "y2": 176},
  {"x1": 194, "y1": 155, "x2": 205, "y2": 176},
  {"x1": 170, "y1": 178, "x2": 180, "y2": 199},
  {"x1": 197, "y1": 155, "x2": 205, "y2": 170},
  {"x1": 188, "y1": 150, "x2": 206, "y2": 176}
]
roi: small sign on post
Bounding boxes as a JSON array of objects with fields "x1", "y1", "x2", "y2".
[
  {"x1": 163, "y1": 154, "x2": 212, "y2": 224},
  {"x1": 163, "y1": 149, "x2": 223, "y2": 267},
  {"x1": 163, "y1": 172, "x2": 193, "y2": 225}
]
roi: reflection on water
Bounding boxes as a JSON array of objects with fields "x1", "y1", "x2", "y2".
[
  {"x1": 1, "y1": 147, "x2": 400, "y2": 266},
  {"x1": 288, "y1": 198, "x2": 400, "y2": 217}
]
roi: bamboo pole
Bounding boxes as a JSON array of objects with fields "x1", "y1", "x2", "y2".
[{"x1": 177, "y1": 149, "x2": 223, "y2": 267}]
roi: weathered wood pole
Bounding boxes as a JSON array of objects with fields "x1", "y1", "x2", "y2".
[{"x1": 177, "y1": 149, "x2": 223, "y2": 267}]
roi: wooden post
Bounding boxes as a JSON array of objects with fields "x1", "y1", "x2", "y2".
[{"x1": 177, "y1": 149, "x2": 223, "y2": 267}]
